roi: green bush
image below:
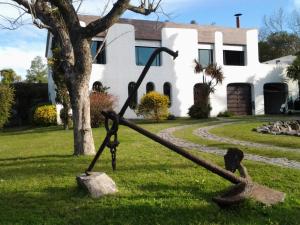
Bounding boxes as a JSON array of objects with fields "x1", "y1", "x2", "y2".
[
  {"x1": 60, "y1": 107, "x2": 73, "y2": 128},
  {"x1": 217, "y1": 110, "x2": 235, "y2": 117},
  {"x1": 137, "y1": 91, "x2": 169, "y2": 121},
  {"x1": 90, "y1": 92, "x2": 116, "y2": 128},
  {"x1": 188, "y1": 103, "x2": 211, "y2": 119},
  {"x1": 0, "y1": 85, "x2": 15, "y2": 128},
  {"x1": 33, "y1": 105, "x2": 57, "y2": 126}
]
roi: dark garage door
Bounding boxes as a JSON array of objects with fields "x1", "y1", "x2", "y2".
[
  {"x1": 227, "y1": 83, "x2": 252, "y2": 115},
  {"x1": 264, "y1": 83, "x2": 288, "y2": 114}
]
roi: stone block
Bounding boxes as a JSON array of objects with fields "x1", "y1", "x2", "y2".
[{"x1": 77, "y1": 172, "x2": 118, "y2": 198}]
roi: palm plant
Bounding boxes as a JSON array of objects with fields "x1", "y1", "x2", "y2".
[
  {"x1": 194, "y1": 60, "x2": 224, "y2": 95},
  {"x1": 189, "y1": 60, "x2": 224, "y2": 119}
]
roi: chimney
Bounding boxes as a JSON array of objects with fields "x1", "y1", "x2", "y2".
[{"x1": 234, "y1": 13, "x2": 242, "y2": 28}]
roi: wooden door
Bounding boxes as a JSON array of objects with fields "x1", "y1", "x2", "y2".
[{"x1": 227, "y1": 83, "x2": 252, "y2": 115}]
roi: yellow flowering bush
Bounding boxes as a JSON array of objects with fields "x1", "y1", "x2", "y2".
[
  {"x1": 137, "y1": 91, "x2": 169, "y2": 121},
  {"x1": 33, "y1": 105, "x2": 57, "y2": 126}
]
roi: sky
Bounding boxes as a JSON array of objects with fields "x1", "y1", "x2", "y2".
[{"x1": 0, "y1": 0, "x2": 299, "y2": 78}]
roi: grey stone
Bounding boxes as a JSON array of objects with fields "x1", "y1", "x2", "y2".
[{"x1": 77, "y1": 172, "x2": 118, "y2": 198}]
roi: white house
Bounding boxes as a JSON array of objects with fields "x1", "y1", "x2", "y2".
[{"x1": 46, "y1": 15, "x2": 299, "y2": 118}]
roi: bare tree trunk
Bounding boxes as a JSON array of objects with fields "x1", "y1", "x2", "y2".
[{"x1": 71, "y1": 80, "x2": 95, "y2": 156}]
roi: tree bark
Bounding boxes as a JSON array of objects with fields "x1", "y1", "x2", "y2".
[{"x1": 71, "y1": 80, "x2": 95, "y2": 155}]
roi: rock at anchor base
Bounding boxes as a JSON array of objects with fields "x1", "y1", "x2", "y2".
[{"x1": 76, "y1": 172, "x2": 118, "y2": 198}]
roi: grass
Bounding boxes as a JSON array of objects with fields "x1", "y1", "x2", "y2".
[
  {"x1": 0, "y1": 119, "x2": 300, "y2": 225},
  {"x1": 210, "y1": 121, "x2": 300, "y2": 149},
  {"x1": 173, "y1": 121, "x2": 300, "y2": 162}
]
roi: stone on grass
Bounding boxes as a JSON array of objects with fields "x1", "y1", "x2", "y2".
[
  {"x1": 76, "y1": 172, "x2": 118, "y2": 198},
  {"x1": 255, "y1": 120, "x2": 300, "y2": 136}
]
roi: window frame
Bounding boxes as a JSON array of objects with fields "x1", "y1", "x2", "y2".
[
  {"x1": 223, "y1": 50, "x2": 245, "y2": 66},
  {"x1": 135, "y1": 46, "x2": 161, "y2": 66},
  {"x1": 91, "y1": 40, "x2": 106, "y2": 65},
  {"x1": 163, "y1": 82, "x2": 172, "y2": 107},
  {"x1": 128, "y1": 82, "x2": 138, "y2": 109},
  {"x1": 198, "y1": 49, "x2": 214, "y2": 68},
  {"x1": 146, "y1": 82, "x2": 155, "y2": 93}
]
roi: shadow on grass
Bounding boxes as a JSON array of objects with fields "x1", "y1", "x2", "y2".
[
  {"x1": 0, "y1": 154, "x2": 73, "y2": 162},
  {"x1": 0, "y1": 183, "x2": 299, "y2": 225},
  {"x1": 0, "y1": 126, "x2": 66, "y2": 137}
]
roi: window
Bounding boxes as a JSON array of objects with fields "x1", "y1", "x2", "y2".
[
  {"x1": 92, "y1": 81, "x2": 103, "y2": 92},
  {"x1": 163, "y1": 82, "x2": 172, "y2": 107},
  {"x1": 198, "y1": 49, "x2": 213, "y2": 68},
  {"x1": 135, "y1": 46, "x2": 161, "y2": 66},
  {"x1": 91, "y1": 41, "x2": 106, "y2": 64},
  {"x1": 128, "y1": 82, "x2": 138, "y2": 109},
  {"x1": 146, "y1": 82, "x2": 155, "y2": 93},
  {"x1": 223, "y1": 50, "x2": 245, "y2": 66}
]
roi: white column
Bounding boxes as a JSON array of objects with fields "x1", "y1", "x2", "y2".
[{"x1": 214, "y1": 31, "x2": 223, "y2": 65}]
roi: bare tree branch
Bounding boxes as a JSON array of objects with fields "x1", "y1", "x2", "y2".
[
  {"x1": 49, "y1": 0, "x2": 80, "y2": 31},
  {"x1": 83, "y1": 0, "x2": 130, "y2": 38}
]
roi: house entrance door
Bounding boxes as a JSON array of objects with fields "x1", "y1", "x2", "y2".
[
  {"x1": 264, "y1": 83, "x2": 288, "y2": 114},
  {"x1": 227, "y1": 83, "x2": 252, "y2": 115}
]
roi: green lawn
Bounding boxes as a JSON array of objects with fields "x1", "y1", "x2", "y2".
[
  {"x1": 0, "y1": 119, "x2": 300, "y2": 225},
  {"x1": 174, "y1": 121, "x2": 300, "y2": 162},
  {"x1": 210, "y1": 121, "x2": 300, "y2": 149}
]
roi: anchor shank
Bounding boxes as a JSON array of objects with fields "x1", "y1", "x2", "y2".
[
  {"x1": 119, "y1": 47, "x2": 178, "y2": 117},
  {"x1": 119, "y1": 117, "x2": 246, "y2": 184}
]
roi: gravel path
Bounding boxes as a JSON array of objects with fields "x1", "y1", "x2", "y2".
[
  {"x1": 193, "y1": 122, "x2": 300, "y2": 153},
  {"x1": 158, "y1": 124, "x2": 300, "y2": 169}
]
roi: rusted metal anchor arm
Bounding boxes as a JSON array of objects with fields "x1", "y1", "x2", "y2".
[{"x1": 118, "y1": 116, "x2": 246, "y2": 185}]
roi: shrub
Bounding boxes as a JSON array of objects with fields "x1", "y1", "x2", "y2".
[
  {"x1": 137, "y1": 91, "x2": 169, "y2": 121},
  {"x1": 167, "y1": 114, "x2": 176, "y2": 120},
  {"x1": 10, "y1": 83, "x2": 49, "y2": 126},
  {"x1": 33, "y1": 105, "x2": 57, "y2": 126},
  {"x1": 217, "y1": 110, "x2": 235, "y2": 117},
  {"x1": 188, "y1": 103, "x2": 212, "y2": 119},
  {"x1": 0, "y1": 85, "x2": 15, "y2": 128},
  {"x1": 90, "y1": 92, "x2": 116, "y2": 128},
  {"x1": 60, "y1": 107, "x2": 73, "y2": 128}
]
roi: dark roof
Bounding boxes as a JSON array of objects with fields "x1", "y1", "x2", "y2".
[{"x1": 79, "y1": 15, "x2": 251, "y2": 45}]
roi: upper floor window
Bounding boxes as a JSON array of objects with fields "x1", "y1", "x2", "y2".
[
  {"x1": 135, "y1": 46, "x2": 161, "y2": 66},
  {"x1": 146, "y1": 82, "x2": 155, "y2": 93},
  {"x1": 223, "y1": 50, "x2": 245, "y2": 66},
  {"x1": 198, "y1": 49, "x2": 213, "y2": 68},
  {"x1": 91, "y1": 41, "x2": 106, "y2": 64}
]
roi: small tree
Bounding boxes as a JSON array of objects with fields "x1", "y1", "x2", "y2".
[
  {"x1": 137, "y1": 91, "x2": 169, "y2": 121},
  {"x1": 0, "y1": 84, "x2": 14, "y2": 128},
  {"x1": 287, "y1": 52, "x2": 300, "y2": 97},
  {"x1": 0, "y1": 69, "x2": 21, "y2": 84},
  {"x1": 26, "y1": 56, "x2": 48, "y2": 83}
]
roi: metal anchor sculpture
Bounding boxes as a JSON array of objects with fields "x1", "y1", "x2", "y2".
[{"x1": 85, "y1": 47, "x2": 285, "y2": 207}]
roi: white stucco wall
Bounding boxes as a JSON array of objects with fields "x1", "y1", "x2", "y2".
[{"x1": 47, "y1": 22, "x2": 299, "y2": 119}]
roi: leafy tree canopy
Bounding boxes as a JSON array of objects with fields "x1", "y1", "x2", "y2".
[
  {"x1": 287, "y1": 52, "x2": 300, "y2": 96},
  {"x1": 259, "y1": 8, "x2": 300, "y2": 62},
  {"x1": 26, "y1": 56, "x2": 48, "y2": 83},
  {"x1": 0, "y1": 69, "x2": 21, "y2": 84},
  {"x1": 259, "y1": 32, "x2": 300, "y2": 62}
]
